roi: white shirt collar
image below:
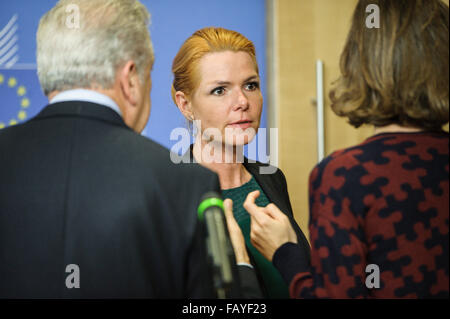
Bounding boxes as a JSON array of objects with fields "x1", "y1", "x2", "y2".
[{"x1": 49, "y1": 89, "x2": 122, "y2": 116}]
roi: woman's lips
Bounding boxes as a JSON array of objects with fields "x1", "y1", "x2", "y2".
[{"x1": 228, "y1": 121, "x2": 253, "y2": 129}]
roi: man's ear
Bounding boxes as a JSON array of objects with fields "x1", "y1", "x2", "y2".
[
  {"x1": 118, "y1": 60, "x2": 139, "y2": 106},
  {"x1": 175, "y1": 91, "x2": 194, "y2": 121}
]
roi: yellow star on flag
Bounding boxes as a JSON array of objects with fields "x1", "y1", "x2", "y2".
[
  {"x1": 21, "y1": 98, "x2": 30, "y2": 108},
  {"x1": 17, "y1": 86, "x2": 26, "y2": 96},
  {"x1": 8, "y1": 77, "x2": 17, "y2": 87},
  {"x1": 18, "y1": 110, "x2": 27, "y2": 120}
]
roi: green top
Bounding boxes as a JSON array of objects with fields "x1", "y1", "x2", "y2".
[{"x1": 222, "y1": 176, "x2": 289, "y2": 298}]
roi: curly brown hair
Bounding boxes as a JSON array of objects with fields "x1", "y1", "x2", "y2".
[{"x1": 330, "y1": 0, "x2": 449, "y2": 130}]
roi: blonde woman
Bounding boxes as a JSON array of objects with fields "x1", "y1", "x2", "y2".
[{"x1": 171, "y1": 27, "x2": 310, "y2": 298}]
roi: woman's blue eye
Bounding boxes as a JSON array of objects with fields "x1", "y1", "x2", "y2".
[{"x1": 211, "y1": 87, "x2": 225, "y2": 95}]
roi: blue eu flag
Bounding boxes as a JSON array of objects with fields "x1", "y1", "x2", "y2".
[
  {"x1": 0, "y1": 12, "x2": 48, "y2": 130},
  {"x1": 0, "y1": 69, "x2": 47, "y2": 129}
]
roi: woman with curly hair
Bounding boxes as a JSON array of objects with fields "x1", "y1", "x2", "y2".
[{"x1": 239, "y1": 0, "x2": 449, "y2": 298}]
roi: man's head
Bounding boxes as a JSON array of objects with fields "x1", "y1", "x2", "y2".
[{"x1": 37, "y1": 0, "x2": 154, "y2": 133}]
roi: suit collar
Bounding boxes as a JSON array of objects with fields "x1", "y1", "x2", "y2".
[
  {"x1": 33, "y1": 101, "x2": 128, "y2": 129},
  {"x1": 49, "y1": 89, "x2": 122, "y2": 117}
]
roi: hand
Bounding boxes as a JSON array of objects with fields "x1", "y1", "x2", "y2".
[
  {"x1": 244, "y1": 191, "x2": 298, "y2": 262},
  {"x1": 223, "y1": 198, "x2": 250, "y2": 265}
]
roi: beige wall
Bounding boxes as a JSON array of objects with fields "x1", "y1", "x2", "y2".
[
  {"x1": 269, "y1": 0, "x2": 358, "y2": 241},
  {"x1": 268, "y1": 0, "x2": 449, "y2": 241}
]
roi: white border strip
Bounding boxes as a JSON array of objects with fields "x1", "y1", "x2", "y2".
[
  {"x1": 0, "y1": 15, "x2": 18, "y2": 39},
  {"x1": 0, "y1": 63, "x2": 36, "y2": 70}
]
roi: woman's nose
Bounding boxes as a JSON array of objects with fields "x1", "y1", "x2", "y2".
[{"x1": 233, "y1": 89, "x2": 250, "y2": 111}]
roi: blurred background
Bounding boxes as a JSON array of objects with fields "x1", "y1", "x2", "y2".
[
  {"x1": 0, "y1": 0, "x2": 267, "y2": 147},
  {"x1": 1, "y1": 0, "x2": 448, "y2": 241}
]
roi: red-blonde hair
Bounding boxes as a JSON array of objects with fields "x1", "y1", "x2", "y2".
[{"x1": 171, "y1": 27, "x2": 258, "y2": 104}]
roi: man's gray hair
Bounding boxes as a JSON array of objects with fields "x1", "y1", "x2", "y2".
[{"x1": 37, "y1": 0, "x2": 154, "y2": 96}]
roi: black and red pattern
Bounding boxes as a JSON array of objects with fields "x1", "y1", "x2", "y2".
[{"x1": 290, "y1": 131, "x2": 449, "y2": 298}]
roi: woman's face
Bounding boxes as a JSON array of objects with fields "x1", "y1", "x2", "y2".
[{"x1": 190, "y1": 50, "x2": 263, "y2": 146}]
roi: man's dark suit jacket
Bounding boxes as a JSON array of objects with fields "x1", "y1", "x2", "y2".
[{"x1": 0, "y1": 101, "x2": 221, "y2": 298}]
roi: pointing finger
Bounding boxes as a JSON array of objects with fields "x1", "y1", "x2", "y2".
[
  {"x1": 265, "y1": 203, "x2": 285, "y2": 220},
  {"x1": 243, "y1": 190, "x2": 260, "y2": 214}
]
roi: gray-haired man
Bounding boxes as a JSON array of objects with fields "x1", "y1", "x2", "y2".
[{"x1": 0, "y1": 0, "x2": 219, "y2": 298}]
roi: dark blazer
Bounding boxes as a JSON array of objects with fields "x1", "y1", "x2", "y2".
[
  {"x1": 0, "y1": 101, "x2": 221, "y2": 298},
  {"x1": 243, "y1": 160, "x2": 311, "y2": 262},
  {"x1": 182, "y1": 148, "x2": 311, "y2": 297}
]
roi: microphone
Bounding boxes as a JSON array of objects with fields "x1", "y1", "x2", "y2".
[{"x1": 197, "y1": 192, "x2": 240, "y2": 299}]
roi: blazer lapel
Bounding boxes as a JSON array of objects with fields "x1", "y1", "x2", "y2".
[{"x1": 244, "y1": 162, "x2": 293, "y2": 216}]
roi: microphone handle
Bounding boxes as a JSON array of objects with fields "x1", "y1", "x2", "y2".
[{"x1": 204, "y1": 206, "x2": 234, "y2": 298}]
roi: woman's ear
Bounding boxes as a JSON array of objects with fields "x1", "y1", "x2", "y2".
[{"x1": 175, "y1": 91, "x2": 194, "y2": 121}]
